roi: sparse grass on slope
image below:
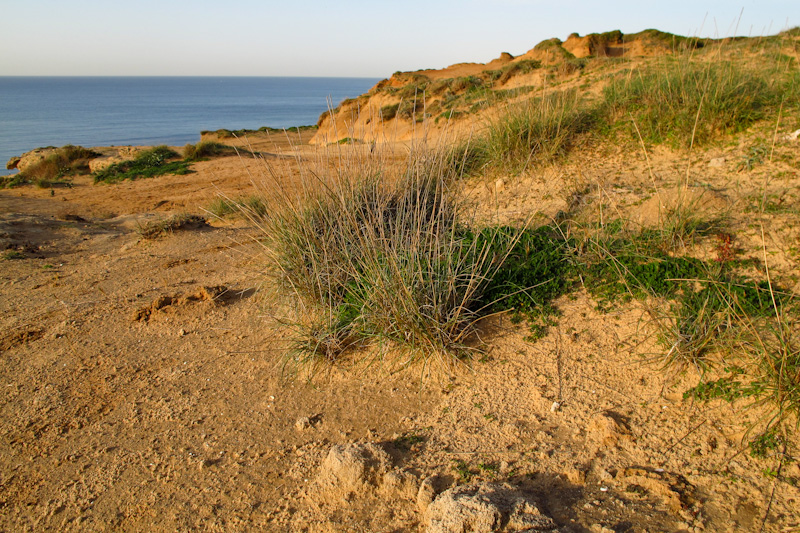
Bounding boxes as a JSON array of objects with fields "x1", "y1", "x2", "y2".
[
  {"x1": 602, "y1": 61, "x2": 793, "y2": 148},
  {"x1": 454, "y1": 89, "x2": 596, "y2": 174}
]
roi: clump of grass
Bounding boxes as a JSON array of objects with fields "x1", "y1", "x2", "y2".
[
  {"x1": 748, "y1": 301, "x2": 800, "y2": 430},
  {"x1": 472, "y1": 89, "x2": 595, "y2": 174},
  {"x1": 94, "y1": 146, "x2": 192, "y2": 183},
  {"x1": 267, "y1": 149, "x2": 527, "y2": 362},
  {"x1": 207, "y1": 195, "x2": 268, "y2": 220},
  {"x1": 492, "y1": 60, "x2": 542, "y2": 84},
  {"x1": 10, "y1": 145, "x2": 99, "y2": 188},
  {"x1": 183, "y1": 141, "x2": 236, "y2": 161},
  {"x1": 137, "y1": 213, "x2": 208, "y2": 239},
  {"x1": 602, "y1": 61, "x2": 789, "y2": 148}
]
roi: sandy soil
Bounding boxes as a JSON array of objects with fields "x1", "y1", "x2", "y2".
[{"x1": 1, "y1": 125, "x2": 800, "y2": 532}]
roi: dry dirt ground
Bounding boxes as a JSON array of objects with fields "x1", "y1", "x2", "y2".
[{"x1": 2, "y1": 128, "x2": 800, "y2": 532}]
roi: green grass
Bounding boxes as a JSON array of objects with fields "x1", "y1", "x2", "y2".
[
  {"x1": 460, "y1": 89, "x2": 596, "y2": 174},
  {"x1": 266, "y1": 149, "x2": 541, "y2": 363},
  {"x1": 94, "y1": 146, "x2": 192, "y2": 183},
  {"x1": 207, "y1": 195, "x2": 268, "y2": 220},
  {"x1": 602, "y1": 60, "x2": 792, "y2": 148},
  {"x1": 200, "y1": 125, "x2": 317, "y2": 138},
  {"x1": 183, "y1": 141, "x2": 237, "y2": 161},
  {"x1": 2, "y1": 250, "x2": 26, "y2": 260}
]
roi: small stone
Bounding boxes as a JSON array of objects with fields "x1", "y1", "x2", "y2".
[
  {"x1": 417, "y1": 475, "x2": 441, "y2": 513},
  {"x1": 178, "y1": 328, "x2": 186, "y2": 336},
  {"x1": 550, "y1": 401, "x2": 561, "y2": 413},
  {"x1": 708, "y1": 157, "x2": 726, "y2": 167},
  {"x1": 295, "y1": 417, "x2": 312, "y2": 431}
]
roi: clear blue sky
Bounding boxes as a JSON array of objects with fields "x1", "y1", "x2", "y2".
[{"x1": 0, "y1": 0, "x2": 797, "y2": 77}]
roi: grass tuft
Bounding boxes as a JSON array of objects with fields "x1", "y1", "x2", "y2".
[
  {"x1": 266, "y1": 148, "x2": 534, "y2": 362},
  {"x1": 184, "y1": 141, "x2": 237, "y2": 161}
]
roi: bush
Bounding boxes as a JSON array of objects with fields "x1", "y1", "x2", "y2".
[
  {"x1": 207, "y1": 195, "x2": 268, "y2": 220},
  {"x1": 380, "y1": 103, "x2": 399, "y2": 121}
]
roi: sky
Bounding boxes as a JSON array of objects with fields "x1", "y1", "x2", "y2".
[{"x1": 0, "y1": 0, "x2": 798, "y2": 78}]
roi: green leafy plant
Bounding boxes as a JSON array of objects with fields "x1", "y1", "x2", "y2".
[{"x1": 94, "y1": 146, "x2": 192, "y2": 183}]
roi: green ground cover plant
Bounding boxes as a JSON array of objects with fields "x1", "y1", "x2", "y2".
[{"x1": 93, "y1": 146, "x2": 192, "y2": 183}]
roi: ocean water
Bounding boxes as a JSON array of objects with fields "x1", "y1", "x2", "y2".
[{"x1": 0, "y1": 76, "x2": 380, "y2": 176}]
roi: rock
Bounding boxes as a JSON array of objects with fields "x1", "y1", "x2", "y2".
[
  {"x1": 295, "y1": 417, "x2": 312, "y2": 431},
  {"x1": 784, "y1": 128, "x2": 800, "y2": 142},
  {"x1": 563, "y1": 468, "x2": 586, "y2": 485},
  {"x1": 317, "y1": 442, "x2": 391, "y2": 495},
  {"x1": 425, "y1": 482, "x2": 560, "y2": 533},
  {"x1": 708, "y1": 157, "x2": 726, "y2": 167},
  {"x1": 6, "y1": 156, "x2": 20, "y2": 170},
  {"x1": 616, "y1": 467, "x2": 695, "y2": 513},
  {"x1": 381, "y1": 469, "x2": 418, "y2": 500},
  {"x1": 586, "y1": 412, "x2": 631, "y2": 450},
  {"x1": 15, "y1": 147, "x2": 58, "y2": 173},
  {"x1": 417, "y1": 474, "x2": 448, "y2": 512}
]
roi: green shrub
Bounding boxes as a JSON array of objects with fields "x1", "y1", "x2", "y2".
[{"x1": 94, "y1": 146, "x2": 192, "y2": 183}]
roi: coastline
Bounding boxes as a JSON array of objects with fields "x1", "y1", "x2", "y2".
[{"x1": 0, "y1": 76, "x2": 381, "y2": 176}]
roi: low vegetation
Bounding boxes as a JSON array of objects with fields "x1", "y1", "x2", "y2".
[
  {"x1": 206, "y1": 195, "x2": 268, "y2": 220},
  {"x1": 200, "y1": 125, "x2": 317, "y2": 138},
  {"x1": 93, "y1": 146, "x2": 192, "y2": 183},
  {"x1": 3, "y1": 145, "x2": 99, "y2": 188},
  {"x1": 267, "y1": 151, "x2": 510, "y2": 362},
  {"x1": 137, "y1": 213, "x2": 208, "y2": 239},
  {"x1": 183, "y1": 140, "x2": 237, "y2": 161}
]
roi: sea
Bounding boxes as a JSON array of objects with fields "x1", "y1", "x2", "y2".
[{"x1": 0, "y1": 76, "x2": 381, "y2": 176}]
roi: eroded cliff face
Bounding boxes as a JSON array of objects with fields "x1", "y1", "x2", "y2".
[{"x1": 311, "y1": 29, "x2": 705, "y2": 145}]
